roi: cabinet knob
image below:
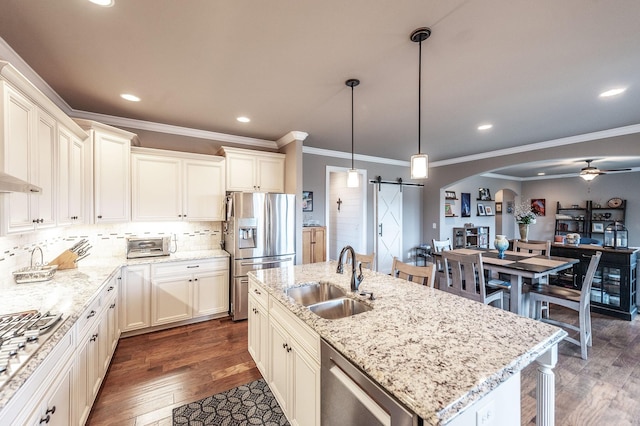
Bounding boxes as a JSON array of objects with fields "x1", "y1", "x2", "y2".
[
  {"x1": 97, "y1": 215, "x2": 103, "y2": 219},
  {"x1": 87, "y1": 310, "x2": 96, "y2": 319}
]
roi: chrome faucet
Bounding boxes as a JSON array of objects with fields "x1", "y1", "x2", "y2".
[
  {"x1": 336, "y1": 245, "x2": 364, "y2": 292},
  {"x1": 30, "y1": 246, "x2": 44, "y2": 268}
]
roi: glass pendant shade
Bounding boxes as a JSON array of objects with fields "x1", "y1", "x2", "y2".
[
  {"x1": 580, "y1": 172, "x2": 597, "y2": 181},
  {"x1": 347, "y1": 169, "x2": 359, "y2": 187},
  {"x1": 410, "y1": 153, "x2": 429, "y2": 179}
]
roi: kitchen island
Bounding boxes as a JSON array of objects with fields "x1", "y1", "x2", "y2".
[{"x1": 250, "y1": 261, "x2": 567, "y2": 425}]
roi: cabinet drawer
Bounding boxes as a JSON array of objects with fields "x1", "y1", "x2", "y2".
[
  {"x1": 249, "y1": 278, "x2": 269, "y2": 308},
  {"x1": 269, "y1": 298, "x2": 320, "y2": 362},
  {"x1": 76, "y1": 296, "x2": 102, "y2": 340},
  {"x1": 151, "y1": 258, "x2": 227, "y2": 277}
]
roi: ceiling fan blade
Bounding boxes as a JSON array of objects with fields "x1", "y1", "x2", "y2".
[{"x1": 600, "y1": 168, "x2": 632, "y2": 172}]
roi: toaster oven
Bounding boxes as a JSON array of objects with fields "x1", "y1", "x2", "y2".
[{"x1": 126, "y1": 236, "x2": 171, "y2": 259}]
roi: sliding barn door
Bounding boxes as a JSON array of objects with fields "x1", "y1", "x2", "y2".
[{"x1": 375, "y1": 184, "x2": 402, "y2": 274}]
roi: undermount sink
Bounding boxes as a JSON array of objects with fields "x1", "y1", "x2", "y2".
[
  {"x1": 286, "y1": 282, "x2": 347, "y2": 306},
  {"x1": 308, "y1": 297, "x2": 372, "y2": 320}
]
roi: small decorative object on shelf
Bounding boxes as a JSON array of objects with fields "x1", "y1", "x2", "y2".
[
  {"x1": 478, "y1": 187, "x2": 491, "y2": 200},
  {"x1": 565, "y1": 233, "x2": 581, "y2": 245},
  {"x1": 607, "y1": 197, "x2": 623, "y2": 208},
  {"x1": 604, "y1": 222, "x2": 628, "y2": 249},
  {"x1": 445, "y1": 190, "x2": 457, "y2": 199},
  {"x1": 444, "y1": 203, "x2": 454, "y2": 217},
  {"x1": 494, "y1": 235, "x2": 509, "y2": 259}
]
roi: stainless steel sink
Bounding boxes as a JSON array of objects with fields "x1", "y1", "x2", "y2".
[
  {"x1": 286, "y1": 282, "x2": 347, "y2": 306},
  {"x1": 308, "y1": 297, "x2": 372, "y2": 320}
]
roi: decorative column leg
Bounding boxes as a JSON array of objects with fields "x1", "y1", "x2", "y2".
[{"x1": 536, "y1": 344, "x2": 558, "y2": 426}]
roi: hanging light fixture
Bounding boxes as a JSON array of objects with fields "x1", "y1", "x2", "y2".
[
  {"x1": 346, "y1": 78, "x2": 360, "y2": 188},
  {"x1": 410, "y1": 27, "x2": 432, "y2": 179}
]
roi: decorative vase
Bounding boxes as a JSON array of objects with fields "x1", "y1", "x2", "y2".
[
  {"x1": 518, "y1": 223, "x2": 529, "y2": 242},
  {"x1": 494, "y1": 235, "x2": 509, "y2": 259}
]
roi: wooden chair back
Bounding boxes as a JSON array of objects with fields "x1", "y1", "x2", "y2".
[
  {"x1": 346, "y1": 251, "x2": 375, "y2": 270},
  {"x1": 513, "y1": 240, "x2": 551, "y2": 256},
  {"x1": 442, "y1": 251, "x2": 504, "y2": 308},
  {"x1": 432, "y1": 238, "x2": 452, "y2": 253},
  {"x1": 391, "y1": 257, "x2": 435, "y2": 287}
]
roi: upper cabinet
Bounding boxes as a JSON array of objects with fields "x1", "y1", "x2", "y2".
[
  {"x1": 219, "y1": 146, "x2": 285, "y2": 193},
  {"x1": 57, "y1": 123, "x2": 90, "y2": 226},
  {"x1": 75, "y1": 119, "x2": 136, "y2": 224},
  {"x1": 131, "y1": 147, "x2": 225, "y2": 222},
  {"x1": 0, "y1": 62, "x2": 88, "y2": 235}
]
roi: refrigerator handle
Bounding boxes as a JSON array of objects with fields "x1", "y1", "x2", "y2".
[{"x1": 265, "y1": 195, "x2": 272, "y2": 256}]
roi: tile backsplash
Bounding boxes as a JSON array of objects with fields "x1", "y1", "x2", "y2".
[{"x1": 1, "y1": 221, "x2": 222, "y2": 276}]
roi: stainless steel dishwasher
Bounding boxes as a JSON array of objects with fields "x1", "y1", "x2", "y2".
[{"x1": 321, "y1": 339, "x2": 418, "y2": 426}]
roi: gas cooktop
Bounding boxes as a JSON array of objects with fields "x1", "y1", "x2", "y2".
[{"x1": 0, "y1": 310, "x2": 63, "y2": 390}]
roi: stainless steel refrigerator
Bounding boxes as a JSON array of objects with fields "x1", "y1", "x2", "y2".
[{"x1": 224, "y1": 192, "x2": 296, "y2": 320}]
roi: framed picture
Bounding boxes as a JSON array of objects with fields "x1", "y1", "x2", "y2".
[
  {"x1": 485, "y1": 205, "x2": 494, "y2": 216},
  {"x1": 478, "y1": 188, "x2": 491, "y2": 200},
  {"x1": 531, "y1": 198, "x2": 546, "y2": 216},
  {"x1": 495, "y1": 202, "x2": 502, "y2": 213},
  {"x1": 461, "y1": 193, "x2": 471, "y2": 217},
  {"x1": 445, "y1": 190, "x2": 456, "y2": 199},
  {"x1": 506, "y1": 201, "x2": 514, "y2": 214},
  {"x1": 477, "y1": 203, "x2": 486, "y2": 216},
  {"x1": 302, "y1": 191, "x2": 313, "y2": 212},
  {"x1": 592, "y1": 222, "x2": 604, "y2": 233},
  {"x1": 444, "y1": 203, "x2": 454, "y2": 217}
]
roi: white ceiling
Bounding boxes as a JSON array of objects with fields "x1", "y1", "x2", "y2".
[{"x1": 1, "y1": 0, "x2": 640, "y2": 178}]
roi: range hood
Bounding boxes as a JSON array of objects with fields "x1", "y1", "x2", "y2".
[{"x1": 0, "y1": 172, "x2": 41, "y2": 193}]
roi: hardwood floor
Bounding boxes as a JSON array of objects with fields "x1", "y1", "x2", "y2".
[{"x1": 87, "y1": 308, "x2": 640, "y2": 425}]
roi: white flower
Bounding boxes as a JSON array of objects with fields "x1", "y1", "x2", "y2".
[{"x1": 515, "y1": 200, "x2": 537, "y2": 224}]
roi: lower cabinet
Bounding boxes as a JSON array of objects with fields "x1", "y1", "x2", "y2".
[
  {"x1": 248, "y1": 276, "x2": 320, "y2": 426},
  {"x1": 120, "y1": 264, "x2": 151, "y2": 332},
  {"x1": 24, "y1": 361, "x2": 73, "y2": 426},
  {"x1": 150, "y1": 258, "x2": 229, "y2": 326}
]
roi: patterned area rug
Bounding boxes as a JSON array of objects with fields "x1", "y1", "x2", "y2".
[{"x1": 173, "y1": 378, "x2": 290, "y2": 426}]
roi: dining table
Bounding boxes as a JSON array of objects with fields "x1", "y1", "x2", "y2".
[{"x1": 440, "y1": 248, "x2": 580, "y2": 316}]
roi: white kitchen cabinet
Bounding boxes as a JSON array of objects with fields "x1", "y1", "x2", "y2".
[
  {"x1": 23, "y1": 360, "x2": 73, "y2": 426},
  {"x1": 0, "y1": 84, "x2": 57, "y2": 234},
  {"x1": 219, "y1": 146, "x2": 285, "y2": 193},
  {"x1": 120, "y1": 264, "x2": 151, "y2": 332},
  {"x1": 75, "y1": 119, "x2": 135, "y2": 223},
  {"x1": 248, "y1": 278, "x2": 269, "y2": 377},
  {"x1": 131, "y1": 147, "x2": 225, "y2": 222},
  {"x1": 267, "y1": 301, "x2": 320, "y2": 426},
  {"x1": 100, "y1": 274, "x2": 120, "y2": 374},
  {"x1": 150, "y1": 258, "x2": 229, "y2": 326},
  {"x1": 57, "y1": 124, "x2": 90, "y2": 226}
]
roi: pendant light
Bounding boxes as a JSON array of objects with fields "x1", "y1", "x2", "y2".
[
  {"x1": 346, "y1": 78, "x2": 360, "y2": 188},
  {"x1": 410, "y1": 27, "x2": 431, "y2": 179}
]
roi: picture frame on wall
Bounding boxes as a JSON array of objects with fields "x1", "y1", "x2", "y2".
[
  {"x1": 485, "y1": 205, "x2": 494, "y2": 216},
  {"x1": 445, "y1": 203, "x2": 454, "y2": 217},
  {"x1": 592, "y1": 222, "x2": 604, "y2": 233},
  {"x1": 461, "y1": 193, "x2": 471, "y2": 217},
  {"x1": 445, "y1": 191, "x2": 457, "y2": 199},
  {"x1": 477, "y1": 203, "x2": 486, "y2": 216},
  {"x1": 478, "y1": 188, "x2": 491, "y2": 200},
  {"x1": 531, "y1": 198, "x2": 546, "y2": 216},
  {"x1": 302, "y1": 191, "x2": 313, "y2": 212},
  {"x1": 495, "y1": 202, "x2": 502, "y2": 213}
]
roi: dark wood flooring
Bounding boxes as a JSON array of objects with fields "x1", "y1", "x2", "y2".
[{"x1": 87, "y1": 307, "x2": 640, "y2": 425}]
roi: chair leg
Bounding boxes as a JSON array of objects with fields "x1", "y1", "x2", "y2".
[
  {"x1": 586, "y1": 307, "x2": 592, "y2": 347},
  {"x1": 579, "y1": 310, "x2": 588, "y2": 360}
]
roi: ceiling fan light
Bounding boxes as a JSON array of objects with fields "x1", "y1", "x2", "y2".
[
  {"x1": 580, "y1": 171, "x2": 598, "y2": 181},
  {"x1": 347, "y1": 169, "x2": 360, "y2": 187},
  {"x1": 410, "y1": 154, "x2": 429, "y2": 179}
]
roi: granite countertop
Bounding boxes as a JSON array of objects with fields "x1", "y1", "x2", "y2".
[
  {"x1": 0, "y1": 249, "x2": 228, "y2": 410},
  {"x1": 250, "y1": 262, "x2": 567, "y2": 425}
]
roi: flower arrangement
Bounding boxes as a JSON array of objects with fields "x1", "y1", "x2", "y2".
[{"x1": 515, "y1": 200, "x2": 537, "y2": 224}]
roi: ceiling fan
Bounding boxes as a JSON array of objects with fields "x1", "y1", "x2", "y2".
[{"x1": 579, "y1": 159, "x2": 631, "y2": 181}]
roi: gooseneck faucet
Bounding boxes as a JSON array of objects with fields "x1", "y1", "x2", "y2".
[{"x1": 336, "y1": 245, "x2": 364, "y2": 292}]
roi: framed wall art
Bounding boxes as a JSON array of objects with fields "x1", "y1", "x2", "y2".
[
  {"x1": 485, "y1": 205, "x2": 494, "y2": 216},
  {"x1": 302, "y1": 191, "x2": 313, "y2": 212},
  {"x1": 477, "y1": 203, "x2": 486, "y2": 216},
  {"x1": 495, "y1": 202, "x2": 502, "y2": 213},
  {"x1": 445, "y1": 191, "x2": 457, "y2": 199},
  {"x1": 445, "y1": 203, "x2": 454, "y2": 217},
  {"x1": 478, "y1": 188, "x2": 492, "y2": 200},
  {"x1": 531, "y1": 198, "x2": 546, "y2": 216},
  {"x1": 592, "y1": 222, "x2": 604, "y2": 233},
  {"x1": 461, "y1": 193, "x2": 471, "y2": 217}
]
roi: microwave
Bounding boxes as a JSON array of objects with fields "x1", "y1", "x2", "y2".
[{"x1": 126, "y1": 236, "x2": 171, "y2": 259}]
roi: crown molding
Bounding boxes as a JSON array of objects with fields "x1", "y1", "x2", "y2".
[
  {"x1": 277, "y1": 131, "x2": 309, "y2": 148},
  {"x1": 303, "y1": 146, "x2": 410, "y2": 167}
]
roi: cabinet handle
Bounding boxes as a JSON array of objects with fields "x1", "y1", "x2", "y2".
[
  {"x1": 87, "y1": 310, "x2": 96, "y2": 319},
  {"x1": 110, "y1": 303, "x2": 116, "y2": 309},
  {"x1": 46, "y1": 406, "x2": 56, "y2": 415},
  {"x1": 39, "y1": 415, "x2": 50, "y2": 424},
  {"x1": 90, "y1": 333, "x2": 98, "y2": 342},
  {"x1": 254, "y1": 289, "x2": 261, "y2": 295},
  {"x1": 188, "y1": 279, "x2": 193, "y2": 282},
  {"x1": 194, "y1": 278, "x2": 198, "y2": 281},
  {"x1": 282, "y1": 343, "x2": 287, "y2": 350},
  {"x1": 286, "y1": 345, "x2": 292, "y2": 353},
  {"x1": 107, "y1": 286, "x2": 114, "y2": 292},
  {"x1": 187, "y1": 265, "x2": 199, "y2": 269},
  {"x1": 97, "y1": 215, "x2": 103, "y2": 219},
  {"x1": 378, "y1": 223, "x2": 383, "y2": 236}
]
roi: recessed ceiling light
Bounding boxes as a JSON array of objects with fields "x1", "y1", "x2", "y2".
[
  {"x1": 236, "y1": 116, "x2": 250, "y2": 123},
  {"x1": 477, "y1": 124, "x2": 493, "y2": 131},
  {"x1": 120, "y1": 93, "x2": 140, "y2": 102},
  {"x1": 537, "y1": 172, "x2": 545, "y2": 176},
  {"x1": 599, "y1": 88, "x2": 626, "y2": 98},
  {"x1": 89, "y1": 0, "x2": 114, "y2": 7}
]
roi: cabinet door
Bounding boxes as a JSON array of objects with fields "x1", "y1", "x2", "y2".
[
  {"x1": 226, "y1": 152, "x2": 257, "y2": 191},
  {"x1": 132, "y1": 153, "x2": 182, "y2": 221},
  {"x1": 256, "y1": 156, "x2": 285, "y2": 193},
  {"x1": 183, "y1": 158, "x2": 225, "y2": 221},
  {"x1": 58, "y1": 125, "x2": 86, "y2": 225},
  {"x1": 291, "y1": 344, "x2": 320, "y2": 426},
  {"x1": 268, "y1": 318, "x2": 291, "y2": 415},
  {"x1": 106, "y1": 288, "x2": 120, "y2": 355},
  {"x1": 33, "y1": 108, "x2": 56, "y2": 229},
  {"x1": 312, "y1": 228, "x2": 326, "y2": 262},
  {"x1": 302, "y1": 228, "x2": 312, "y2": 264},
  {"x1": 75, "y1": 325, "x2": 101, "y2": 426},
  {"x1": 151, "y1": 275, "x2": 192, "y2": 325},
  {"x1": 25, "y1": 363, "x2": 72, "y2": 426},
  {"x1": 94, "y1": 131, "x2": 130, "y2": 222},
  {"x1": 193, "y1": 269, "x2": 229, "y2": 317},
  {"x1": 120, "y1": 265, "x2": 151, "y2": 332},
  {"x1": 3, "y1": 85, "x2": 35, "y2": 234},
  {"x1": 248, "y1": 295, "x2": 260, "y2": 367}
]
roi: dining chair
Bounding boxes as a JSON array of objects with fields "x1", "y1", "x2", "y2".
[
  {"x1": 528, "y1": 252, "x2": 601, "y2": 360},
  {"x1": 391, "y1": 257, "x2": 436, "y2": 287},
  {"x1": 442, "y1": 251, "x2": 504, "y2": 309},
  {"x1": 431, "y1": 238, "x2": 452, "y2": 288},
  {"x1": 513, "y1": 240, "x2": 551, "y2": 256},
  {"x1": 346, "y1": 251, "x2": 376, "y2": 270}
]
